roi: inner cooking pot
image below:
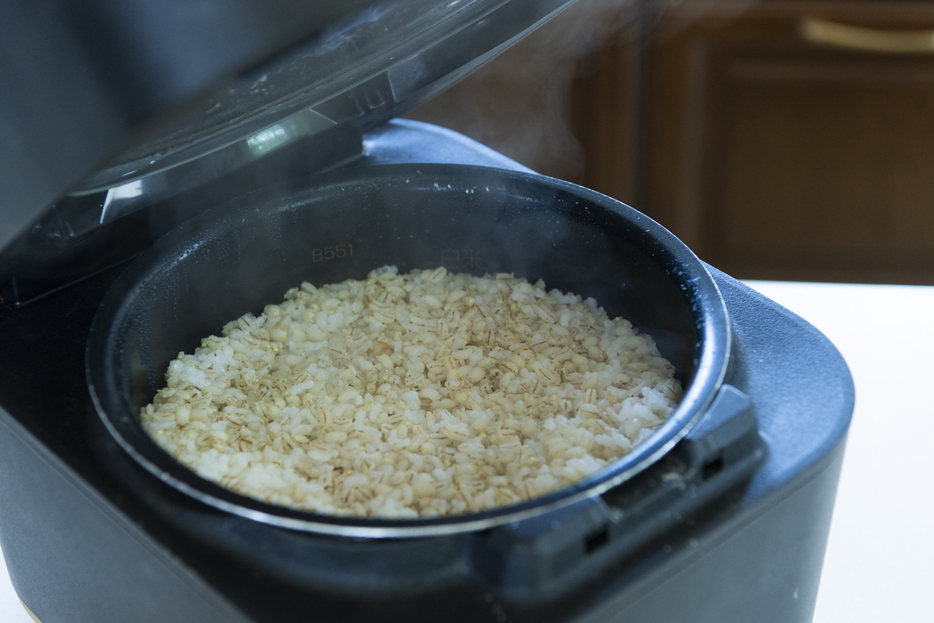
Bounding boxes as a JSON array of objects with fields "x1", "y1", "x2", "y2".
[{"x1": 86, "y1": 163, "x2": 730, "y2": 537}]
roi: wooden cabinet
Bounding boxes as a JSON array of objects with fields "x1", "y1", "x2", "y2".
[{"x1": 410, "y1": 1, "x2": 934, "y2": 284}]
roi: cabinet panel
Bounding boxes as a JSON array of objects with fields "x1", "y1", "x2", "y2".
[
  {"x1": 645, "y1": 2, "x2": 934, "y2": 283},
  {"x1": 715, "y1": 58, "x2": 934, "y2": 271}
]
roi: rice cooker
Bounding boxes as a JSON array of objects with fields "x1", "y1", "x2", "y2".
[{"x1": 0, "y1": 1, "x2": 853, "y2": 622}]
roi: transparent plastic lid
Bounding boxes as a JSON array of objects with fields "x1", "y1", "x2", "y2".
[{"x1": 72, "y1": 0, "x2": 575, "y2": 205}]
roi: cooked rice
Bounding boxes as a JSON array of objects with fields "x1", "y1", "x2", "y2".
[{"x1": 141, "y1": 266, "x2": 682, "y2": 518}]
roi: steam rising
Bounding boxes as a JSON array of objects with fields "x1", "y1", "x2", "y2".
[
  {"x1": 407, "y1": 0, "x2": 756, "y2": 181},
  {"x1": 407, "y1": 0, "x2": 641, "y2": 180}
]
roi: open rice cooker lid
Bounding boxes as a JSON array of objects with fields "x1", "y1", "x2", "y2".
[{"x1": 68, "y1": 0, "x2": 579, "y2": 221}]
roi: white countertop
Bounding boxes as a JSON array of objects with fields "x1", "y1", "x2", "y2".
[
  {"x1": 745, "y1": 281, "x2": 934, "y2": 623},
  {"x1": 2, "y1": 281, "x2": 932, "y2": 623}
]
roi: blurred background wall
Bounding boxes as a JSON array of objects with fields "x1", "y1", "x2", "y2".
[{"x1": 409, "y1": 0, "x2": 934, "y2": 284}]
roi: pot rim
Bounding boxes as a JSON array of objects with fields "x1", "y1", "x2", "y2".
[{"x1": 87, "y1": 164, "x2": 731, "y2": 538}]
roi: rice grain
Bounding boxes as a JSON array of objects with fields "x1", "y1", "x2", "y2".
[{"x1": 141, "y1": 266, "x2": 682, "y2": 518}]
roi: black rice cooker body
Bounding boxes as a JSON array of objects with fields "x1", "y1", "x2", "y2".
[{"x1": 0, "y1": 134, "x2": 853, "y2": 623}]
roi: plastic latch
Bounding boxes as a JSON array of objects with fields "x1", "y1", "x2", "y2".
[
  {"x1": 676, "y1": 384, "x2": 759, "y2": 479},
  {"x1": 472, "y1": 497, "x2": 614, "y2": 593},
  {"x1": 472, "y1": 384, "x2": 764, "y2": 600}
]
